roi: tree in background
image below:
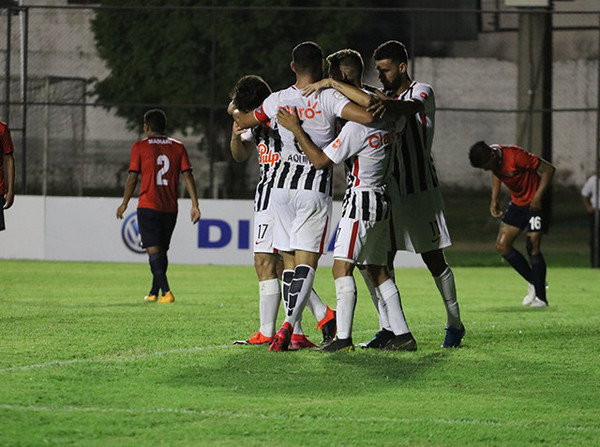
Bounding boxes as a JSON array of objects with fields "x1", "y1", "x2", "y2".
[{"x1": 91, "y1": 0, "x2": 363, "y2": 197}]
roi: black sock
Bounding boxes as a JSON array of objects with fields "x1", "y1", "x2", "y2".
[
  {"x1": 530, "y1": 252, "x2": 547, "y2": 301},
  {"x1": 503, "y1": 248, "x2": 534, "y2": 284},
  {"x1": 149, "y1": 252, "x2": 170, "y2": 295}
]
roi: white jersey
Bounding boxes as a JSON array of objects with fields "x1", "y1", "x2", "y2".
[
  {"x1": 254, "y1": 85, "x2": 350, "y2": 196},
  {"x1": 241, "y1": 124, "x2": 281, "y2": 212},
  {"x1": 324, "y1": 121, "x2": 394, "y2": 222},
  {"x1": 388, "y1": 81, "x2": 439, "y2": 197},
  {"x1": 582, "y1": 174, "x2": 600, "y2": 210}
]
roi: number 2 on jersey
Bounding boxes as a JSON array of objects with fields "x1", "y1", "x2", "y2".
[{"x1": 156, "y1": 154, "x2": 170, "y2": 186}]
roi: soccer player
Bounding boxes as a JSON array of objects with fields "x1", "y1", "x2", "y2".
[
  {"x1": 230, "y1": 41, "x2": 375, "y2": 351},
  {"x1": 228, "y1": 75, "x2": 334, "y2": 349},
  {"x1": 307, "y1": 41, "x2": 465, "y2": 348},
  {"x1": 116, "y1": 109, "x2": 201, "y2": 303},
  {"x1": 0, "y1": 120, "x2": 15, "y2": 232},
  {"x1": 469, "y1": 141, "x2": 555, "y2": 307},
  {"x1": 277, "y1": 49, "x2": 416, "y2": 352}
]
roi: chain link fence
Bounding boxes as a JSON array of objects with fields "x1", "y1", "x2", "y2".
[{"x1": 1, "y1": 2, "x2": 599, "y2": 262}]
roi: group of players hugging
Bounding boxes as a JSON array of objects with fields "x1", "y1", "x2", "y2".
[{"x1": 117, "y1": 39, "x2": 554, "y2": 352}]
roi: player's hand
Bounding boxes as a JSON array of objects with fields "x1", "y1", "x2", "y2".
[
  {"x1": 3, "y1": 191, "x2": 14, "y2": 209},
  {"x1": 367, "y1": 98, "x2": 388, "y2": 118},
  {"x1": 490, "y1": 201, "x2": 503, "y2": 218},
  {"x1": 227, "y1": 100, "x2": 237, "y2": 116},
  {"x1": 190, "y1": 206, "x2": 201, "y2": 224},
  {"x1": 116, "y1": 203, "x2": 127, "y2": 219},
  {"x1": 276, "y1": 107, "x2": 301, "y2": 132},
  {"x1": 301, "y1": 79, "x2": 332, "y2": 97},
  {"x1": 231, "y1": 121, "x2": 245, "y2": 139},
  {"x1": 529, "y1": 196, "x2": 542, "y2": 211}
]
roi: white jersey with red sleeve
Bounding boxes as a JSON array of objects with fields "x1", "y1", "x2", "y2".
[
  {"x1": 324, "y1": 121, "x2": 393, "y2": 223},
  {"x1": 253, "y1": 85, "x2": 350, "y2": 196}
]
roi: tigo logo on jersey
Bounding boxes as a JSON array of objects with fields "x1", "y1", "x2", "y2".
[
  {"x1": 420, "y1": 92, "x2": 428, "y2": 99},
  {"x1": 257, "y1": 143, "x2": 280, "y2": 166},
  {"x1": 121, "y1": 212, "x2": 145, "y2": 254},
  {"x1": 332, "y1": 139, "x2": 341, "y2": 149}
]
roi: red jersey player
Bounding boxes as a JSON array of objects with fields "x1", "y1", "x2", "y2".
[
  {"x1": 117, "y1": 109, "x2": 201, "y2": 303},
  {"x1": 0, "y1": 120, "x2": 16, "y2": 232},
  {"x1": 469, "y1": 141, "x2": 556, "y2": 307}
]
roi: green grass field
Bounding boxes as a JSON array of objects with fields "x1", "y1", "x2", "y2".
[{"x1": 1, "y1": 259, "x2": 599, "y2": 446}]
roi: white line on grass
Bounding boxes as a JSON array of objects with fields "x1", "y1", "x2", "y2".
[
  {"x1": 0, "y1": 345, "x2": 231, "y2": 373},
  {"x1": 0, "y1": 404, "x2": 593, "y2": 432}
]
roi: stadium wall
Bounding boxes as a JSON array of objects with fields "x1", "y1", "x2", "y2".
[{"x1": 0, "y1": 196, "x2": 425, "y2": 268}]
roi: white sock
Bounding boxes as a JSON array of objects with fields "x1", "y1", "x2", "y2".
[
  {"x1": 285, "y1": 265, "x2": 315, "y2": 327},
  {"x1": 334, "y1": 276, "x2": 357, "y2": 339},
  {"x1": 377, "y1": 278, "x2": 409, "y2": 335},
  {"x1": 305, "y1": 288, "x2": 327, "y2": 322},
  {"x1": 434, "y1": 266, "x2": 461, "y2": 329},
  {"x1": 258, "y1": 278, "x2": 280, "y2": 337},
  {"x1": 293, "y1": 314, "x2": 304, "y2": 335},
  {"x1": 360, "y1": 268, "x2": 384, "y2": 330}
]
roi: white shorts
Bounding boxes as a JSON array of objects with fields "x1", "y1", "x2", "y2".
[
  {"x1": 333, "y1": 216, "x2": 390, "y2": 266},
  {"x1": 271, "y1": 188, "x2": 332, "y2": 254},
  {"x1": 391, "y1": 188, "x2": 452, "y2": 253},
  {"x1": 253, "y1": 209, "x2": 277, "y2": 254}
]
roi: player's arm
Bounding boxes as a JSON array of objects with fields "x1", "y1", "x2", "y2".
[
  {"x1": 302, "y1": 79, "x2": 375, "y2": 108},
  {"x1": 228, "y1": 100, "x2": 262, "y2": 130},
  {"x1": 367, "y1": 97, "x2": 424, "y2": 119},
  {"x1": 276, "y1": 107, "x2": 332, "y2": 170},
  {"x1": 340, "y1": 102, "x2": 376, "y2": 126},
  {"x1": 3, "y1": 153, "x2": 15, "y2": 209},
  {"x1": 230, "y1": 122, "x2": 255, "y2": 162},
  {"x1": 182, "y1": 170, "x2": 201, "y2": 224},
  {"x1": 582, "y1": 194, "x2": 594, "y2": 213},
  {"x1": 530, "y1": 159, "x2": 556, "y2": 211},
  {"x1": 490, "y1": 174, "x2": 503, "y2": 217},
  {"x1": 116, "y1": 171, "x2": 139, "y2": 219}
]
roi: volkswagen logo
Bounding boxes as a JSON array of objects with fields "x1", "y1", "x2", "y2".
[{"x1": 121, "y1": 212, "x2": 145, "y2": 254}]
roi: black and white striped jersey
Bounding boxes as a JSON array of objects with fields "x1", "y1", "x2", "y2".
[
  {"x1": 254, "y1": 85, "x2": 350, "y2": 196},
  {"x1": 241, "y1": 124, "x2": 281, "y2": 212},
  {"x1": 323, "y1": 121, "x2": 393, "y2": 222},
  {"x1": 388, "y1": 81, "x2": 439, "y2": 197}
]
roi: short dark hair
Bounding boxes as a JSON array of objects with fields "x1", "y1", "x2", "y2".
[
  {"x1": 144, "y1": 109, "x2": 167, "y2": 133},
  {"x1": 373, "y1": 40, "x2": 408, "y2": 64},
  {"x1": 292, "y1": 41, "x2": 323, "y2": 76},
  {"x1": 230, "y1": 75, "x2": 272, "y2": 113},
  {"x1": 468, "y1": 141, "x2": 493, "y2": 168},
  {"x1": 326, "y1": 49, "x2": 364, "y2": 79}
]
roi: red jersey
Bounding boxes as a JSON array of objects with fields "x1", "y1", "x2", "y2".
[
  {"x1": 0, "y1": 121, "x2": 15, "y2": 196},
  {"x1": 128, "y1": 136, "x2": 192, "y2": 213},
  {"x1": 491, "y1": 144, "x2": 541, "y2": 207}
]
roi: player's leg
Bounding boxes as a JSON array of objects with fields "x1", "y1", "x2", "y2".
[
  {"x1": 497, "y1": 221, "x2": 534, "y2": 282},
  {"x1": 526, "y1": 211, "x2": 548, "y2": 307},
  {"x1": 319, "y1": 259, "x2": 356, "y2": 352},
  {"x1": 155, "y1": 212, "x2": 177, "y2": 303},
  {"x1": 367, "y1": 264, "x2": 416, "y2": 351}
]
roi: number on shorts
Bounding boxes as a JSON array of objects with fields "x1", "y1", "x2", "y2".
[
  {"x1": 529, "y1": 215, "x2": 542, "y2": 231},
  {"x1": 257, "y1": 224, "x2": 269, "y2": 240},
  {"x1": 429, "y1": 220, "x2": 441, "y2": 238},
  {"x1": 156, "y1": 155, "x2": 170, "y2": 186}
]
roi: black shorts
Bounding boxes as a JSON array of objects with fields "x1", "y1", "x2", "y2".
[
  {"x1": 137, "y1": 208, "x2": 177, "y2": 250},
  {"x1": 0, "y1": 195, "x2": 5, "y2": 231},
  {"x1": 502, "y1": 201, "x2": 549, "y2": 234}
]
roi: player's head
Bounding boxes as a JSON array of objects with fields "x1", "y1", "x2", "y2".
[
  {"x1": 229, "y1": 75, "x2": 272, "y2": 113},
  {"x1": 326, "y1": 49, "x2": 364, "y2": 87},
  {"x1": 291, "y1": 41, "x2": 324, "y2": 79},
  {"x1": 372, "y1": 40, "x2": 409, "y2": 92},
  {"x1": 144, "y1": 109, "x2": 167, "y2": 134},
  {"x1": 469, "y1": 141, "x2": 498, "y2": 171}
]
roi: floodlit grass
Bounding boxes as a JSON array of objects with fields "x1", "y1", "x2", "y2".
[{"x1": 1, "y1": 259, "x2": 599, "y2": 446}]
